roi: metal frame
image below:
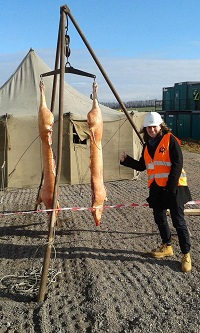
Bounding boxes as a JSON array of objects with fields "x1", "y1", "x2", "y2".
[{"x1": 38, "y1": 4, "x2": 144, "y2": 302}]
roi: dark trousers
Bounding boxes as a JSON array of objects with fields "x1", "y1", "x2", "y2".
[
  {"x1": 194, "y1": 100, "x2": 199, "y2": 110},
  {"x1": 153, "y1": 204, "x2": 191, "y2": 254}
]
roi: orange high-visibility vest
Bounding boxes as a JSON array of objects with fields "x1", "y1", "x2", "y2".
[{"x1": 144, "y1": 133, "x2": 187, "y2": 188}]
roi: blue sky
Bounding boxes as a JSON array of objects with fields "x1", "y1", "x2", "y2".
[{"x1": 1, "y1": 0, "x2": 200, "y2": 101}]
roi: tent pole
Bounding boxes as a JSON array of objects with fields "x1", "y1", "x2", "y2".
[
  {"x1": 37, "y1": 7, "x2": 66, "y2": 303},
  {"x1": 62, "y1": 5, "x2": 144, "y2": 145}
]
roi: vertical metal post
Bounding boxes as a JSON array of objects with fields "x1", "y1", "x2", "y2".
[
  {"x1": 37, "y1": 7, "x2": 66, "y2": 302},
  {"x1": 50, "y1": 20, "x2": 61, "y2": 114},
  {"x1": 62, "y1": 5, "x2": 144, "y2": 145}
]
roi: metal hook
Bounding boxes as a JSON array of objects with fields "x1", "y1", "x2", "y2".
[{"x1": 66, "y1": 61, "x2": 71, "y2": 67}]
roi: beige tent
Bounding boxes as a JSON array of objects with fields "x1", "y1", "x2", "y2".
[{"x1": 0, "y1": 49, "x2": 145, "y2": 189}]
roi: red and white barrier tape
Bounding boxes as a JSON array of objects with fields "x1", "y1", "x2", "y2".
[{"x1": 0, "y1": 200, "x2": 200, "y2": 217}]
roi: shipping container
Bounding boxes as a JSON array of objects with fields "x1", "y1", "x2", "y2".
[
  {"x1": 162, "y1": 87, "x2": 174, "y2": 111},
  {"x1": 162, "y1": 81, "x2": 200, "y2": 112},
  {"x1": 177, "y1": 113, "x2": 191, "y2": 139},
  {"x1": 165, "y1": 112, "x2": 191, "y2": 139},
  {"x1": 165, "y1": 113, "x2": 177, "y2": 135},
  {"x1": 191, "y1": 112, "x2": 200, "y2": 140},
  {"x1": 187, "y1": 83, "x2": 200, "y2": 111},
  {"x1": 174, "y1": 82, "x2": 188, "y2": 111},
  {"x1": 162, "y1": 82, "x2": 200, "y2": 140}
]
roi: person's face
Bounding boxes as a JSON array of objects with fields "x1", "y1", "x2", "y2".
[{"x1": 146, "y1": 125, "x2": 161, "y2": 138}]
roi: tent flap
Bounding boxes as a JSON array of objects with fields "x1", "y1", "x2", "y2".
[{"x1": 71, "y1": 119, "x2": 90, "y2": 141}]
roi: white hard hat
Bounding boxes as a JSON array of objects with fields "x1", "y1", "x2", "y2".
[{"x1": 143, "y1": 112, "x2": 163, "y2": 127}]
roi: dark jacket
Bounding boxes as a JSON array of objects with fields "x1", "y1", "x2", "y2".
[{"x1": 120, "y1": 133, "x2": 192, "y2": 209}]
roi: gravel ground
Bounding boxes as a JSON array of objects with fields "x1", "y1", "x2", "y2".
[{"x1": 0, "y1": 150, "x2": 199, "y2": 333}]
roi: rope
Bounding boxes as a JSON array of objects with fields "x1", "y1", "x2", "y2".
[
  {"x1": 0, "y1": 114, "x2": 8, "y2": 205},
  {"x1": 0, "y1": 162, "x2": 6, "y2": 203},
  {"x1": 102, "y1": 118, "x2": 128, "y2": 149},
  {"x1": 0, "y1": 241, "x2": 61, "y2": 297},
  {"x1": 74, "y1": 145, "x2": 85, "y2": 196},
  {"x1": 0, "y1": 199, "x2": 199, "y2": 295},
  {"x1": 0, "y1": 200, "x2": 199, "y2": 217}
]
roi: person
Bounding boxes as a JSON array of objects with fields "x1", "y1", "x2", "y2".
[
  {"x1": 120, "y1": 112, "x2": 192, "y2": 272},
  {"x1": 193, "y1": 89, "x2": 199, "y2": 111}
]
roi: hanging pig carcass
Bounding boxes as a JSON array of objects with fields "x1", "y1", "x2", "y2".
[
  {"x1": 87, "y1": 82, "x2": 107, "y2": 226},
  {"x1": 36, "y1": 81, "x2": 59, "y2": 216}
]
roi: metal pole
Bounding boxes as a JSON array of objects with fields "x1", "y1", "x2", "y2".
[
  {"x1": 37, "y1": 7, "x2": 66, "y2": 302},
  {"x1": 51, "y1": 20, "x2": 61, "y2": 113},
  {"x1": 62, "y1": 5, "x2": 144, "y2": 145}
]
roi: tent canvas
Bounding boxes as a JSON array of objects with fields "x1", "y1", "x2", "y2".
[{"x1": 0, "y1": 49, "x2": 145, "y2": 189}]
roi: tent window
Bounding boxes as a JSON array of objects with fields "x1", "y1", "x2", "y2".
[{"x1": 72, "y1": 125, "x2": 87, "y2": 145}]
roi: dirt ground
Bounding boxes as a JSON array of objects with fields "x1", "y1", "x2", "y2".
[
  {"x1": 0, "y1": 147, "x2": 200, "y2": 333},
  {"x1": 181, "y1": 139, "x2": 200, "y2": 154}
]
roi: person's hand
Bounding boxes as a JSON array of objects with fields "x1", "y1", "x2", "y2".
[{"x1": 120, "y1": 152, "x2": 127, "y2": 162}]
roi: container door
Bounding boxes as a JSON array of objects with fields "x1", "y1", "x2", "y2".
[
  {"x1": 174, "y1": 83, "x2": 187, "y2": 111},
  {"x1": 163, "y1": 88, "x2": 174, "y2": 111},
  {"x1": 177, "y1": 114, "x2": 191, "y2": 139},
  {"x1": 192, "y1": 113, "x2": 200, "y2": 140},
  {"x1": 165, "y1": 114, "x2": 177, "y2": 135},
  {"x1": 174, "y1": 91, "x2": 180, "y2": 111}
]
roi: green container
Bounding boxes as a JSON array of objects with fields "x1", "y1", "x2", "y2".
[
  {"x1": 177, "y1": 113, "x2": 191, "y2": 139},
  {"x1": 165, "y1": 113, "x2": 177, "y2": 135},
  {"x1": 174, "y1": 81, "x2": 200, "y2": 111},
  {"x1": 191, "y1": 112, "x2": 200, "y2": 140},
  {"x1": 187, "y1": 83, "x2": 200, "y2": 110},
  {"x1": 165, "y1": 112, "x2": 191, "y2": 139},
  {"x1": 162, "y1": 87, "x2": 174, "y2": 111},
  {"x1": 174, "y1": 82, "x2": 188, "y2": 111},
  {"x1": 162, "y1": 81, "x2": 200, "y2": 112}
]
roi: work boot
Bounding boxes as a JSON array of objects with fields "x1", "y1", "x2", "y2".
[
  {"x1": 151, "y1": 244, "x2": 174, "y2": 259},
  {"x1": 181, "y1": 253, "x2": 192, "y2": 272}
]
